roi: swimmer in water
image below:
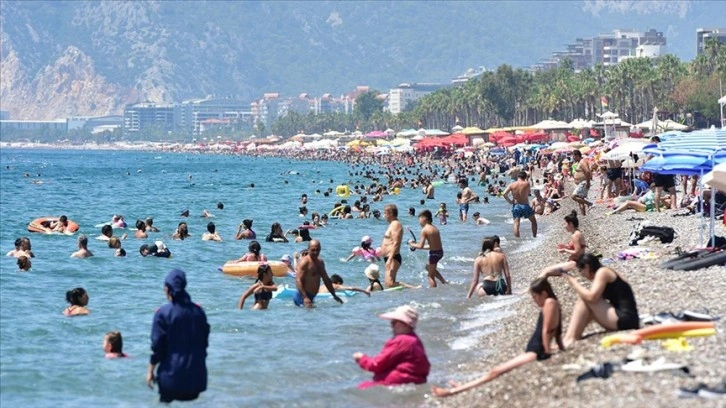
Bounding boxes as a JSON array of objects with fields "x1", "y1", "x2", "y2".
[
  {"x1": 103, "y1": 331, "x2": 128, "y2": 359},
  {"x1": 145, "y1": 217, "x2": 160, "y2": 233},
  {"x1": 235, "y1": 240, "x2": 267, "y2": 262},
  {"x1": 235, "y1": 219, "x2": 256, "y2": 240},
  {"x1": 201, "y1": 209, "x2": 213, "y2": 218},
  {"x1": 201, "y1": 222, "x2": 222, "y2": 242},
  {"x1": 237, "y1": 264, "x2": 278, "y2": 310},
  {"x1": 17, "y1": 255, "x2": 31, "y2": 271},
  {"x1": 64, "y1": 287, "x2": 90, "y2": 316},
  {"x1": 135, "y1": 220, "x2": 148, "y2": 239},
  {"x1": 318, "y1": 274, "x2": 370, "y2": 296},
  {"x1": 71, "y1": 235, "x2": 94, "y2": 258},
  {"x1": 172, "y1": 222, "x2": 190, "y2": 240}
]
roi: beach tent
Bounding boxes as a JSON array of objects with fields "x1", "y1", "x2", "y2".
[
  {"x1": 461, "y1": 126, "x2": 486, "y2": 135},
  {"x1": 397, "y1": 129, "x2": 419, "y2": 137},
  {"x1": 568, "y1": 118, "x2": 592, "y2": 128},
  {"x1": 425, "y1": 129, "x2": 449, "y2": 136},
  {"x1": 635, "y1": 119, "x2": 689, "y2": 131},
  {"x1": 531, "y1": 119, "x2": 570, "y2": 130}
]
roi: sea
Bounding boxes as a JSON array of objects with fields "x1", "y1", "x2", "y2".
[{"x1": 0, "y1": 148, "x2": 545, "y2": 407}]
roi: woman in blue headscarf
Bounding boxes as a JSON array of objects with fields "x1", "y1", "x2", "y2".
[{"x1": 147, "y1": 269, "x2": 210, "y2": 403}]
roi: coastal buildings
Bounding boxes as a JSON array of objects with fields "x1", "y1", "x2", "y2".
[
  {"x1": 534, "y1": 28, "x2": 666, "y2": 71},
  {"x1": 387, "y1": 83, "x2": 451, "y2": 114},
  {"x1": 697, "y1": 28, "x2": 726, "y2": 55}
]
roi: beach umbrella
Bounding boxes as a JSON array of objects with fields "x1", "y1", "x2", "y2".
[
  {"x1": 602, "y1": 140, "x2": 650, "y2": 161},
  {"x1": 549, "y1": 142, "x2": 570, "y2": 150},
  {"x1": 703, "y1": 162, "x2": 726, "y2": 191},
  {"x1": 657, "y1": 127, "x2": 726, "y2": 153},
  {"x1": 451, "y1": 125, "x2": 464, "y2": 132},
  {"x1": 531, "y1": 119, "x2": 570, "y2": 130},
  {"x1": 365, "y1": 130, "x2": 388, "y2": 138},
  {"x1": 599, "y1": 111, "x2": 620, "y2": 119}
]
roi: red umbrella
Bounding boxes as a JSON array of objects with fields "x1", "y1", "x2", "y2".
[
  {"x1": 523, "y1": 132, "x2": 548, "y2": 143},
  {"x1": 440, "y1": 133, "x2": 468, "y2": 146},
  {"x1": 489, "y1": 131, "x2": 514, "y2": 143}
]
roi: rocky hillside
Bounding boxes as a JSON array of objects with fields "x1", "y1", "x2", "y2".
[{"x1": 1, "y1": 1, "x2": 723, "y2": 120}]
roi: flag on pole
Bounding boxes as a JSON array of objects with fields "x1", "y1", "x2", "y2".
[
  {"x1": 455, "y1": 116, "x2": 461, "y2": 124},
  {"x1": 601, "y1": 96, "x2": 609, "y2": 109}
]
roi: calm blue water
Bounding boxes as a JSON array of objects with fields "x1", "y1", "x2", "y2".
[{"x1": 0, "y1": 149, "x2": 543, "y2": 407}]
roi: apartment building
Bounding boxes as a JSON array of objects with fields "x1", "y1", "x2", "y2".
[
  {"x1": 697, "y1": 28, "x2": 726, "y2": 55},
  {"x1": 387, "y1": 83, "x2": 450, "y2": 115}
]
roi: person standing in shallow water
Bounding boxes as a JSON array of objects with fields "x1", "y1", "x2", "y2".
[
  {"x1": 381, "y1": 204, "x2": 404, "y2": 288},
  {"x1": 408, "y1": 210, "x2": 447, "y2": 287},
  {"x1": 147, "y1": 269, "x2": 209, "y2": 403}
]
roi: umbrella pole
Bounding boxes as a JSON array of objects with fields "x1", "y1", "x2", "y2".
[{"x1": 710, "y1": 155, "x2": 716, "y2": 247}]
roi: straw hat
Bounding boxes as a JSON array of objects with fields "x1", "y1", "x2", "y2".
[
  {"x1": 379, "y1": 305, "x2": 419, "y2": 329},
  {"x1": 364, "y1": 264, "x2": 380, "y2": 280}
]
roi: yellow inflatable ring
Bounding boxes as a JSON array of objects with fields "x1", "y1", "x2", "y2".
[{"x1": 335, "y1": 185, "x2": 350, "y2": 197}]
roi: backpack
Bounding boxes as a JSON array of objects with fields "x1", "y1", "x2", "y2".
[{"x1": 631, "y1": 225, "x2": 676, "y2": 245}]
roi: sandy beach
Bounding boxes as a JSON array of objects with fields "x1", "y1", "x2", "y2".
[{"x1": 430, "y1": 183, "x2": 725, "y2": 407}]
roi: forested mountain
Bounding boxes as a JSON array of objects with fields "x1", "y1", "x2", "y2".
[{"x1": 1, "y1": 0, "x2": 724, "y2": 119}]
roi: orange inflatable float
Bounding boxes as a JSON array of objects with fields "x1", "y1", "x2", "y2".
[{"x1": 27, "y1": 217, "x2": 79, "y2": 234}]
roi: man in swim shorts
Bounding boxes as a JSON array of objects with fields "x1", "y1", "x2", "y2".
[
  {"x1": 502, "y1": 171, "x2": 538, "y2": 238},
  {"x1": 294, "y1": 240, "x2": 342, "y2": 308},
  {"x1": 381, "y1": 204, "x2": 404, "y2": 288},
  {"x1": 571, "y1": 150, "x2": 593, "y2": 215},
  {"x1": 408, "y1": 210, "x2": 447, "y2": 287},
  {"x1": 458, "y1": 178, "x2": 476, "y2": 222}
]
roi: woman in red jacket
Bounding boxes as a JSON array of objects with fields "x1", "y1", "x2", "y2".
[{"x1": 353, "y1": 305, "x2": 430, "y2": 389}]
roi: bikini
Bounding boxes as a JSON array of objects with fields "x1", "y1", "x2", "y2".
[{"x1": 254, "y1": 289, "x2": 272, "y2": 303}]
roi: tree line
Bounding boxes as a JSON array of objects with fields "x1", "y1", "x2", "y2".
[{"x1": 271, "y1": 40, "x2": 726, "y2": 137}]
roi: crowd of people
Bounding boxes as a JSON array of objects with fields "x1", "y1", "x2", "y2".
[{"x1": 12, "y1": 141, "x2": 693, "y2": 401}]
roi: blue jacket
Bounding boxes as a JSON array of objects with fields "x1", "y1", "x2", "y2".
[{"x1": 150, "y1": 271, "x2": 210, "y2": 395}]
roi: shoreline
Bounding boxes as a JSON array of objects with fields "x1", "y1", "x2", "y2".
[{"x1": 431, "y1": 181, "x2": 725, "y2": 407}]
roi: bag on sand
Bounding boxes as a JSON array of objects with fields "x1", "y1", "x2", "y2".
[{"x1": 631, "y1": 225, "x2": 675, "y2": 245}]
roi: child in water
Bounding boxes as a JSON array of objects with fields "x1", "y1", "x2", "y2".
[
  {"x1": 319, "y1": 274, "x2": 370, "y2": 296},
  {"x1": 237, "y1": 264, "x2": 278, "y2": 310},
  {"x1": 432, "y1": 277, "x2": 564, "y2": 397},
  {"x1": 103, "y1": 331, "x2": 128, "y2": 359},
  {"x1": 435, "y1": 203, "x2": 448, "y2": 225}
]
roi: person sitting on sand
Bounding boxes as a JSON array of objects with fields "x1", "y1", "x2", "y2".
[
  {"x1": 432, "y1": 277, "x2": 564, "y2": 397},
  {"x1": 467, "y1": 236, "x2": 511, "y2": 298},
  {"x1": 71, "y1": 235, "x2": 94, "y2": 258},
  {"x1": 135, "y1": 220, "x2": 148, "y2": 239},
  {"x1": 64, "y1": 287, "x2": 90, "y2": 316},
  {"x1": 235, "y1": 219, "x2": 256, "y2": 240},
  {"x1": 540, "y1": 253, "x2": 639, "y2": 348},
  {"x1": 353, "y1": 305, "x2": 430, "y2": 389},
  {"x1": 556, "y1": 211, "x2": 586, "y2": 261},
  {"x1": 171, "y1": 222, "x2": 190, "y2": 240},
  {"x1": 201, "y1": 222, "x2": 222, "y2": 242},
  {"x1": 237, "y1": 264, "x2": 278, "y2": 310},
  {"x1": 607, "y1": 183, "x2": 668, "y2": 215},
  {"x1": 235, "y1": 241, "x2": 267, "y2": 262},
  {"x1": 17, "y1": 255, "x2": 31, "y2": 271},
  {"x1": 104, "y1": 331, "x2": 128, "y2": 359},
  {"x1": 319, "y1": 274, "x2": 370, "y2": 296}
]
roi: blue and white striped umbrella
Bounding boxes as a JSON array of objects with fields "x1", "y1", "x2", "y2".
[
  {"x1": 657, "y1": 127, "x2": 726, "y2": 153},
  {"x1": 641, "y1": 150, "x2": 726, "y2": 175}
]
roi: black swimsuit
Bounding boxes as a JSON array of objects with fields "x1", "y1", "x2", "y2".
[
  {"x1": 602, "y1": 275, "x2": 639, "y2": 330},
  {"x1": 525, "y1": 309, "x2": 562, "y2": 361}
]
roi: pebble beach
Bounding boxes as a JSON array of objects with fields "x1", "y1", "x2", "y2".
[{"x1": 431, "y1": 183, "x2": 725, "y2": 408}]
